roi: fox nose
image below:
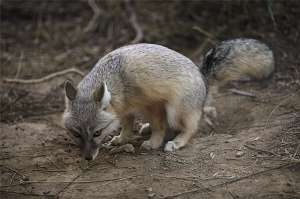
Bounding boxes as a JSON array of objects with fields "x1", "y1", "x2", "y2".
[{"x1": 85, "y1": 156, "x2": 93, "y2": 161}]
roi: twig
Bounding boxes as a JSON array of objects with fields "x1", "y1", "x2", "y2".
[
  {"x1": 265, "y1": 92, "x2": 297, "y2": 129},
  {"x1": 0, "y1": 91, "x2": 28, "y2": 113},
  {"x1": 266, "y1": 0, "x2": 277, "y2": 29},
  {"x1": 31, "y1": 169, "x2": 67, "y2": 173},
  {"x1": 0, "y1": 175, "x2": 140, "y2": 188},
  {"x1": 244, "y1": 144, "x2": 278, "y2": 156},
  {"x1": 191, "y1": 26, "x2": 225, "y2": 60},
  {"x1": 9, "y1": 173, "x2": 16, "y2": 185},
  {"x1": 54, "y1": 161, "x2": 108, "y2": 197},
  {"x1": 193, "y1": 26, "x2": 217, "y2": 45},
  {"x1": 153, "y1": 174, "x2": 228, "y2": 182},
  {"x1": 125, "y1": 0, "x2": 143, "y2": 44},
  {"x1": 159, "y1": 162, "x2": 299, "y2": 199},
  {"x1": 3, "y1": 68, "x2": 85, "y2": 84},
  {"x1": 84, "y1": 0, "x2": 102, "y2": 33},
  {"x1": 15, "y1": 52, "x2": 24, "y2": 79},
  {"x1": 229, "y1": 88, "x2": 256, "y2": 98},
  {"x1": 293, "y1": 144, "x2": 300, "y2": 158},
  {"x1": 45, "y1": 157, "x2": 61, "y2": 169},
  {"x1": 0, "y1": 190, "x2": 57, "y2": 198},
  {"x1": 191, "y1": 37, "x2": 212, "y2": 61},
  {"x1": 0, "y1": 154, "x2": 47, "y2": 161},
  {"x1": 1, "y1": 165, "x2": 26, "y2": 179}
]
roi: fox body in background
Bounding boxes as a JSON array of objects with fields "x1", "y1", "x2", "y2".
[
  {"x1": 63, "y1": 44, "x2": 207, "y2": 160},
  {"x1": 201, "y1": 38, "x2": 275, "y2": 85},
  {"x1": 200, "y1": 38, "x2": 275, "y2": 120}
]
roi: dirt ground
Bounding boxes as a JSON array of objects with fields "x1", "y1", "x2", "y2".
[{"x1": 1, "y1": 1, "x2": 300, "y2": 199}]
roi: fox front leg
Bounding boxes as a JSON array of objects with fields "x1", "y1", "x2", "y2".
[{"x1": 110, "y1": 114, "x2": 134, "y2": 145}]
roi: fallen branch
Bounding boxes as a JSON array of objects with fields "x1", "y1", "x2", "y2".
[
  {"x1": 3, "y1": 68, "x2": 85, "y2": 84},
  {"x1": 125, "y1": 0, "x2": 143, "y2": 44}
]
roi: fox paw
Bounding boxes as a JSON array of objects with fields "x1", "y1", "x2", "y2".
[
  {"x1": 138, "y1": 123, "x2": 151, "y2": 136},
  {"x1": 203, "y1": 106, "x2": 218, "y2": 127},
  {"x1": 140, "y1": 140, "x2": 153, "y2": 151},
  {"x1": 164, "y1": 141, "x2": 177, "y2": 152},
  {"x1": 203, "y1": 106, "x2": 217, "y2": 118}
]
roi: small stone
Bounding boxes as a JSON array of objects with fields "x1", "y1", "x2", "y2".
[
  {"x1": 22, "y1": 176, "x2": 29, "y2": 181},
  {"x1": 236, "y1": 151, "x2": 245, "y2": 157},
  {"x1": 122, "y1": 144, "x2": 135, "y2": 153},
  {"x1": 43, "y1": 191, "x2": 51, "y2": 195},
  {"x1": 148, "y1": 192, "x2": 156, "y2": 198},
  {"x1": 146, "y1": 187, "x2": 153, "y2": 192}
]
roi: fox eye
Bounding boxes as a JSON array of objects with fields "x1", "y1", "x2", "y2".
[
  {"x1": 70, "y1": 130, "x2": 81, "y2": 138},
  {"x1": 93, "y1": 130, "x2": 102, "y2": 137}
]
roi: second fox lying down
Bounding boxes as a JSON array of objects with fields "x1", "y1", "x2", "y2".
[{"x1": 63, "y1": 43, "x2": 207, "y2": 160}]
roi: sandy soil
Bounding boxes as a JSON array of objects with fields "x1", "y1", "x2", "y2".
[{"x1": 1, "y1": 82, "x2": 299, "y2": 199}]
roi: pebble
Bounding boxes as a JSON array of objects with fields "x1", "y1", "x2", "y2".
[
  {"x1": 236, "y1": 151, "x2": 245, "y2": 157},
  {"x1": 148, "y1": 192, "x2": 156, "y2": 198}
]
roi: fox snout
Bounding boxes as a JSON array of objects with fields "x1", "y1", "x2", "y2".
[{"x1": 81, "y1": 140, "x2": 99, "y2": 161}]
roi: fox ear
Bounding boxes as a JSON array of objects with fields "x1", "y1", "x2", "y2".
[
  {"x1": 65, "y1": 80, "x2": 77, "y2": 101},
  {"x1": 93, "y1": 82, "x2": 111, "y2": 109}
]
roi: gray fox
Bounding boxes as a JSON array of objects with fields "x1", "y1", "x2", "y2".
[
  {"x1": 201, "y1": 38, "x2": 275, "y2": 85},
  {"x1": 63, "y1": 44, "x2": 207, "y2": 160},
  {"x1": 200, "y1": 38, "x2": 275, "y2": 124}
]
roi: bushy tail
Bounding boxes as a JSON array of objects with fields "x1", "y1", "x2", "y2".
[{"x1": 199, "y1": 38, "x2": 275, "y2": 84}]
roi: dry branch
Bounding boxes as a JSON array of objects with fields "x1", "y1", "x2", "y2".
[
  {"x1": 125, "y1": 0, "x2": 143, "y2": 44},
  {"x1": 84, "y1": 0, "x2": 102, "y2": 33},
  {"x1": 3, "y1": 68, "x2": 85, "y2": 84}
]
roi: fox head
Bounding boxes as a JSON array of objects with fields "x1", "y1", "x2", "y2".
[{"x1": 62, "y1": 80, "x2": 119, "y2": 161}]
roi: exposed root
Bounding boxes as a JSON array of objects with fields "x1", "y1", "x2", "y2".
[
  {"x1": 84, "y1": 0, "x2": 102, "y2": 33},
  {"x1": 3, "y1": 68, "x2": 85, "y2": 84}
]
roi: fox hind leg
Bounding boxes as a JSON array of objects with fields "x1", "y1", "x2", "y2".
[
  {"x1": 164, "y1": 109, "x2": 201, "y2": 152},
  {"x1": 140, "y1": 105, "x2": 166, "y2": 150}
]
